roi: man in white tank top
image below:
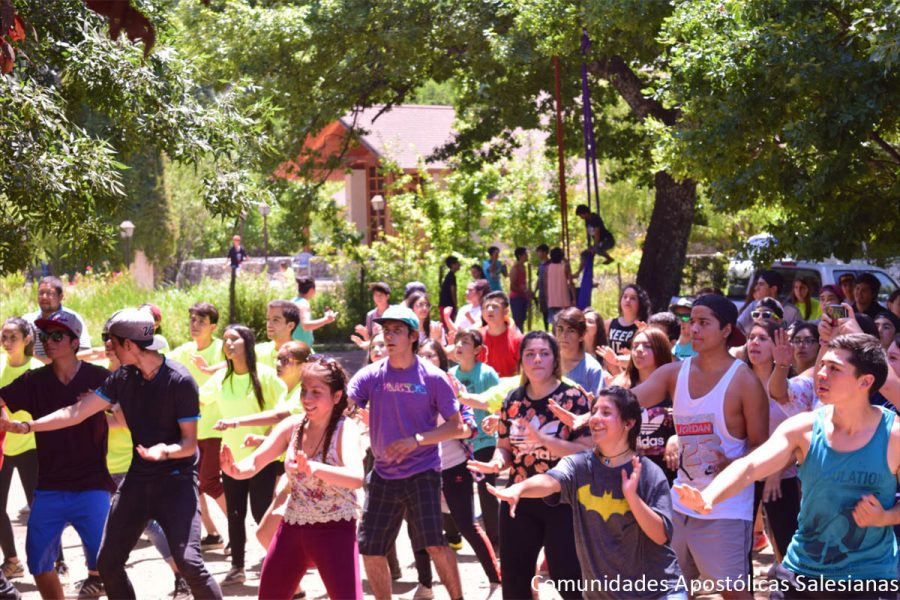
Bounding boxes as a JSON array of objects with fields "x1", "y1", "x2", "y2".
[{"x1": 632, "y1": 294, "x2": 769, "y2": 598}]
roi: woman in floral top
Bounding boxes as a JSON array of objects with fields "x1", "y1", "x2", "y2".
[
  {"x1": 220, "y1": 356, "x2": 364, "y2": 600},
  {"x1": 468, "y1": 330, "x2": 591, "y2": 599}
]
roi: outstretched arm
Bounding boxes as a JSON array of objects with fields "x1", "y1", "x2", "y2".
[
  {"x1": 487, "y1": 475, "x2": 561, "y2": 518},
  {"x1": 1, "y1": 391, "x2": 109, "y2": 434}
]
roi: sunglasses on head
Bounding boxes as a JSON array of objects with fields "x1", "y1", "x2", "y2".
[
  {"x1": 39, "y1": 330, "x2": 69, "y2": 343},
  {"x1": 751, "y1": 309, "x2": 781, "y2": 321},
  {"x1": 675, "y1": 313, "x2": 691, "y2": 322}
]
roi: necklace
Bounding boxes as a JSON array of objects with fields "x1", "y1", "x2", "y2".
[{"x1": 594, "y1": 447, "x2": 632, "y2": 466}]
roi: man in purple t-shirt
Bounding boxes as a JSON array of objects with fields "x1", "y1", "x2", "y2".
[{"x1": 348, "y1": 305, "x2": 466, "y2": 600}]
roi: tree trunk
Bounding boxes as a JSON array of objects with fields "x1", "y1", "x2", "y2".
[{"x1": 636, "y1": 171, "x2": 697, "y2": 313}]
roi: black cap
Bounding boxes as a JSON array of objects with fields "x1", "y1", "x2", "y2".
[{"x1": 692, "y1": 294, "x2": 744, "y2": 347}]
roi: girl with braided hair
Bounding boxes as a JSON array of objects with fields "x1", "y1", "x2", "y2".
[{"x1": 220, "y1": 355, "x2": 365, "y2": 599}]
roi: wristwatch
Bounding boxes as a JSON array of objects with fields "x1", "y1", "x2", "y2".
[{"x1": 414, "y1": 433, "x2": 425, "y2": 446}]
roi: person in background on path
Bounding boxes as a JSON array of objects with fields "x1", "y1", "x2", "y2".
[
  {"x1": 853, "y1": 273, "x2": 888, "y2": 320},
  {"x1": 669, "y1": 297, "x2": 697, "y2": 360},
  {"x1": 256, "y1": 300, "x2": 301, "y2": 368},
  {"x1": 451, "y1": 330, "x2": 502, "y2": 553},
  {"x1": 508, "y1": 247, "x2": 530, "y2": 332},
  {"x1": 789, "y1": 277, "x2": 821, "y2": 321},
  {"x1": 467, "y1": 331, "x2": 591, "y2": 600},
  {"x1": 479, "y1": 291, "x2": 523, "y2": 379},
  {"x1": 439, "y1": 256, "x2": 461, "y2": 325},
  {"x1": 166, "y1": 303, "x2": 229, "y2": 554},
  {"x1": 545, "y1": 247, "x2": 574, "y2": 325},
  {"x1": 23, "y1": 276, "x2": 92, "y2": 363},
  {"x1": 199, "y1": 324, "x2": 286, "y2": 587},
  {"x1": 0, "y1": 318, "x2": 42, "y2": 585},
  {"x1": 675, "y1": 333, "x2": 900, "y2": 598},
  {"x1": 347, "y1": 305, "x2": 465, "y2": 600},
  {"x1": 351, "y1": 282, "x2": 391, "y2": 350},
  {"x1": 291, "y1": 278, "x2": 337, "y2": 355},
  {"x1": 554, "y1": 307, "x2": 607, "y2": 399},
  {"x1": 0, "y1": 309, "x2": 112, "y2": 600},
  {"x1": 533, "y1": 244, "x2": 550, "y2": 330},
  {"x1": 490, "y1": 387, "x2": 685, "y2": 600},
  {"x1": 220, "y1": 356, "x2": 365, "y2": 600},
  {"x1": 227, "y1": 235, "x2": 247, "y2": 271},
  {"x1": 574, "y1": 204, "x2": 615, "y2": 265},
  {"x1": 482, "y1": 246, "x2": 507, "y2": 293}
]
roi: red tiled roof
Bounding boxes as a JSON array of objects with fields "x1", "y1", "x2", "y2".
[{"x1": 339, "y1": 105, "x2": 456, "y2": 170}]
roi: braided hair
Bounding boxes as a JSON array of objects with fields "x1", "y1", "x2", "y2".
[{"x1": 295, "y1": 356, "x2": 349, "y2": 466}]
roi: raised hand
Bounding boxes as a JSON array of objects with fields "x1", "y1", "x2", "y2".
[
  {"x1": 672, "y1": 484, "x2": 712, "y2": 515},
  {"x1": 621, "y1": 455, "x2": 642, "y2": 501},
  {"x1": 547, "y1": 399, "x2": 590, "y2": 430},
  {"x1": 772, "y1": 328, "x2": 793, "y2": 369},
  {"x1": 486, "y1": 482, "x2": 522, "y2": 518}
]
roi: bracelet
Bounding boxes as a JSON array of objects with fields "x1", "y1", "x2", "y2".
[
  {"x1": 776, "y1": 363, "x2": 791, "y2": 369},
  {"x1": 22, "y1": 421, "x2": 31, "y2": 434}
]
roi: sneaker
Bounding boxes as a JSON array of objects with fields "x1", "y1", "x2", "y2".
[
  {"x1": 411, "y1": 584, "x2": 434, "y2": 600},
  {"x1": 753, "y1": 532, "x2": 770, "y2": 552},
  {"x1": 1, "y1": 560, "x2": 23, "y2": 579},
  {"x1": 200, "y1": 534, "x2": 224, "y2": 551},
  {"x1": 448, "y1": 540, "x2": 463, "y2": 551},
  {"x1": 76, "y1": 575, "x2": 105, "y2": 599},
  {"x1": 172, "y1": 575, "x2": 192, "y2": 600},
  {"x1": 220, "y1": 567, "x2": 245, "y2": 587},
  {"x1": 55, "y1": 560, "x2": 70, "y2": 583}
]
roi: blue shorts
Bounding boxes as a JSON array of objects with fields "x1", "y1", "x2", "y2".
[{"x1": 26, "y1": 490, "x2": 110, "y2": 575}]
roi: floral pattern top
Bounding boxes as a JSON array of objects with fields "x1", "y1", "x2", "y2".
[
  {"x1": 282, "y1": 417, "x2": 360, "y2": 526},
  {"x1": 499, "y1": 381, "x2": 591, "y2": 484}
]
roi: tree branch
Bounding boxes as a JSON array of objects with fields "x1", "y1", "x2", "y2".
[
  {"x1": 869, "y1": 131, "x2": 900, "y2": 165},
  {"x1": 588, "y1": 56, "x2": 680, "y2": 126}
]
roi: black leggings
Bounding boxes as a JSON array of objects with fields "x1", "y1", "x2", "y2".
[
  {"x1": 500, "y1": 496, "x2": 581, "y2": 599},
  {"x1": 221, "y1": 461, "x2": 282, "y2": 568},
  {"x1": 0, "y1": 450, "x2": 37, "y2": 560},
  {"x1": 473, "y1": 446, "x2": 500, "y2": 549},
  {"x1": 761, "y1": 477, "x2": 801, "y2": 561}
]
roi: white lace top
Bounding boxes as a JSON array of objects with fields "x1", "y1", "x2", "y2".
[{"x1": 282, "y1": 417, "x2": 360, "y2": 526}]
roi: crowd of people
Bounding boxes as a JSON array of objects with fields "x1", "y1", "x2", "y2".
[{"x1": 0, "y1": 242, "x2": 898, "y2": 600}]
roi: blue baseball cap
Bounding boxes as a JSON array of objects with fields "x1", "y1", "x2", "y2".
[{"x1": 373, "y1": 305, "x2": 420, "y2": 333}]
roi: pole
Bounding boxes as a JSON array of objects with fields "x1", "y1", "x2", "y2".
[
  {"x1": 553, "y1": 57, "x2": 570, "y2": 261},
  {"x1": 263, "y1": 214, "x2": 269, "y2": 265}
]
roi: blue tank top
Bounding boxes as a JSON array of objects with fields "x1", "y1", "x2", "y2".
[{"x1": 784, "y1": 406, "x2": 898, "y2": 580}]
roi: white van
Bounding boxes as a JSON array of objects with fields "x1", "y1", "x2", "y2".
[{"x1": 726, "y1": 259, "x2": 899, "y2": 311}]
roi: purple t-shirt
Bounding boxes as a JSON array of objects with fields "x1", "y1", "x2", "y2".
[{"x1": 348, "y1": 356, "x2": 459, "y2": 479}]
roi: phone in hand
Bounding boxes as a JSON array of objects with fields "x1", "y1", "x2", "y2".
[{"x1": 829, "y1": 304, "x2": 848, "y2": 321}]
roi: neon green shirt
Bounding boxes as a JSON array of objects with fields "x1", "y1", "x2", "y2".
[
  {"x1": 199, "y1": 365, "x2": 286, "y2": 462},
  {"x1": 276, "y1": 384, "x2": 304, "y2": 416},
  {"x1": 254, "y1": 341, "x2": 278, "y2": 370},
  {"x1": 167, "y1": 339, "x2": 225, "y2": 440},
  {"x1": 107, "y1": 425, "x2": 133, "y2": 475},
  {"x1": 0, "y1": 357, "x2": 43, "y2": 456}
]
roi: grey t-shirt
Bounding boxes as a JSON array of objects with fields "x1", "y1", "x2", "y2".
[{"x1": 547, "y1": 451, "x2": 681, "y2": 599}]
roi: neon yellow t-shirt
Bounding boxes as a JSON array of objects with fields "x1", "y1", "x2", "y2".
[
  {"x1": 199, "y1": 364, "x2": 286, "y2": 462},
  {"x1": 107, "y1": 424, "x2": 133, "y2": 475},
  {"x1": 254, "y1": 341, "x2": 277, "y2": 370},
  {"x1": 276, "y1": 384, "x2": 304, "y2": 416},
  {"x1": 0, "y1": 357, "x2": 43, "y2": 456},
  {"x1": 167, "y1": 339, "x2": 225, "y2": 440}
]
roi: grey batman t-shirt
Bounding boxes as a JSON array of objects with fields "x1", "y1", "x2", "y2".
[{"x1": 546, "y1": 451, "x2": 682, "y2": 599}]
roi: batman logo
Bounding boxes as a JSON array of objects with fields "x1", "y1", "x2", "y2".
[{"x1": 577, "y1": 485, "x2": 630, "y2": 521}]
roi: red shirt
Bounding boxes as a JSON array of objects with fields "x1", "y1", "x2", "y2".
[{"x1": 478, "y1": 326, "x2": 523, "y2": 378}]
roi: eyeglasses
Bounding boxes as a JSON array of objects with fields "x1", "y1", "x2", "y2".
[
  {"x1": 791, "y1": 337, "x2": 817, "y2": 346},
  {"x1": 38, "y1": 331, "x2": 69, "y2": 343},
  {"x1": 675, "y1": 313, "x2": 691, "y2": 323},
  {"x1": 751, "y1": 310, "x2": 781, "y2": 321},
  {"x1": 101, "y1": 332, "x2": 110, "y2": 343}
]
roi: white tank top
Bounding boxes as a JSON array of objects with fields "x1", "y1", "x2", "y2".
[{"x1": 671, "y1": 357, "x2": 753, "y2": 521}]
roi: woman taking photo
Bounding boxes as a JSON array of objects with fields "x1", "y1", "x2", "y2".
[
  {"x1": 220, "y1": 356, "x2": 364, "y2": 600},
  {"x1": 468, "y1": 331, "x2": 591, "y2": 599},
  {"x1": 200, "y1": 324, "x2": 287, "y2": 586}
]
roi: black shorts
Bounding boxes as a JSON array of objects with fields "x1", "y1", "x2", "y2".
[{"x1": 358, "y1": 469, "x2": 444, "y2": 556}]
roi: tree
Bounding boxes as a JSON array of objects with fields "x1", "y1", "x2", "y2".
[{"x1": 0, "y1": 0, "x2": 268, "y2": 274}]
